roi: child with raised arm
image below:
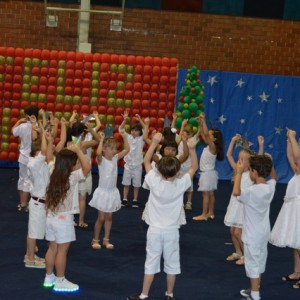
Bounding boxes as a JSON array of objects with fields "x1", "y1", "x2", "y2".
[
  {"x1": 89, "y1": 128, "x2": 129, "y2": 250},
  {"x1": 120, "y1": 112, "x2": 148, "y2": 208},
  {"x1": 43, "y1": 143, "x2": 91, "y2": 291},
  {"x1": 270, "y1": 129, "x2": 300, "y2": 288},
  {"x1": 128, "y1": 132, "x2": 198, "y2": 300},
  {"x1": 12, "y1": 105, "x2": 39, "y2": 211},
  {"x1": 233, "y1": 155, "x2": 277, "y2": 300},
  {"x1": 224, "y1": 134, "x2": 264, "y2": 265},
  {"x1": 193, "y1": 113, "x2": 224, "y2": 221}
]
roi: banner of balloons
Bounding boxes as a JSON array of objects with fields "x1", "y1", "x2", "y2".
[
  {"x1": 175, "y1": 66, "x2": 205, "y2": 133},
  {"x1": 0, "y1": 47, "x2": 179, "y2": 161}
]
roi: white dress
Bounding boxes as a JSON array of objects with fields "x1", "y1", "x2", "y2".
[
  {"x1": 270, "y1": 174, "x2": 300, "y2": 248},
  {"x1": 224, "y1": 171, "x2": 253, "y2": 228},
  {"x1": 89, "y1": 155, "x2": 121, "y2": 213}
]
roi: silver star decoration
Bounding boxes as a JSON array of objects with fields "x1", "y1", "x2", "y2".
[
  {"x1": 277, "y1": 98, "x2": 283, "y2": 103},
  {"x1": 240, "y1": 119, "x2": 245, "y2": 124},
  {"x1": 275, "y1": 127, "x2": 283, "y2": 134},
  {"x1": 247, "y1": 96, "x2": 253, "y2": 101},
  {"x1": 210, "y1": 98, "x2": 215, "y2": 104},
  {"x1": 258, "y1": 110, "x2": 263, "y2": 115},
  {"x1": 207, "y1": 75, "x2": 218, "y2": 86},
  {"x1": 236, "y1": 78, "x2": 245, "y2": 88},
  {"x1": 218, "y1": 115, "x2": 226, "y2": 124},
  {"x1": 268, "y1": 144, "x2": 274, "y2": 149},
  {"x1": 274, "y1": 83, "x2": 279, "y2": 89},
  {"x1": 259, "y1": 92, "x2": 270, "y2": 103}
]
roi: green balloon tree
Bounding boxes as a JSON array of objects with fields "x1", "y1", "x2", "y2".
[{"x1": 175, "y1": 66, "x2": 205, "y2": 134}]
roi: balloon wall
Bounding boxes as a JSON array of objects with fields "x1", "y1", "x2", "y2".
[{"x1": 0, "y1": 47, "x2": 179, "y2": 162}]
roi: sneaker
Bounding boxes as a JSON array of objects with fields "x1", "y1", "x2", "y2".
[
  {"x1": 127, "y1": 295, "x2": 148, "y2": 300},
  {"x1": 185, "y1": 202, "x2": 192, "y2": 210},
  {"x1": 53, "y1": 278, "x2": 79, "y2": 292},
  {"x1": 240, "y1": 289, "x2": 253, "y2": 299},
  {"x1": 25, "y1": 257, "x2": 46, "y2": 269},
  {"x1": 122, "y1": 199, "x2": 129, "y2": 207},
  {"x1": 24, "y1": 254, "x2": 45, "y2": 263},
  {"x1": 132, "y1": 200, "x2": 139, "y2": 208},
  {"x1": 43, "y1": 274, "x2": 56, "y2": 288}
]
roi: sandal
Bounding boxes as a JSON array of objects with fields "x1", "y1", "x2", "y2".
[
  {"x1": 103, "y1": 238, "x2": 114, "y2": 250},
  {"x1": 293, "y1": 281, "x2": 300, "y2": 289},
  {"x1": 192, "y1": 215, "x2": 208, "y2": 221},
  {"x1": 79, "y1": 223, "x2": 88, "y2": 228},
  {"x1": 226, "y1": 252, "x2": 241, "y2": 261},
  {"x1": 236, "y1": 256, "x2": 245, "y2": 265},
  {"x1": 282, "y1": 273, "x2": 300, "y2": 281},
  {"x1": 91, "y1": 239, "x2": 101, "y2": 250}
]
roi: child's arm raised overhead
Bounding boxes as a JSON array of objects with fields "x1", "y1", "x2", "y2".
[
  {"x1": 117, "y1": 127, "x2": 130, "y2": 160},
  {"x1": 80, "y1": 122, "x2": 100, "y2": 151},
  {"x1": 11, "y1": 117, "x2": 27, "y2": 133},
  {"x1": 187, "y1": 137, "x2": 198, "y2": 178},
  {"x1": 287, "y1": 129, "x2": 300, "y2": 173},
  {"x1": 232, "y1": 160, "x2": 244, "y2": 196},
  {"x1": 95, "y1": 132, "x2": 105, "y2": 164},
  {"x1": 54, "y1": 117, "x2": 67, "y2": 153},
  {"x1": 198, "y1": 113, "x2": 216, "y2": 155},
  {"x1": 142, "y1": 117, "x2": 152, "y2": 145},
  {"x1": 257, "y1": 135, "x2": 264, "y2": 155},
  {"x1": 69, "y1": 110, "x2": 78, "y2": 127},
  {"x1": 227, "y1": 134, "x2": 241, "y2": 169},
  {"x1": 265, "y1": 153, "x2": 277, "y2": 181},
  {"x1": 178, "y1": 133, "x2": 189, "y2": 164},
  {"x1": 92, "y1": 111, "x2": 101, "y2": 132},
  {"x1": 144, "y1": 132, "x2": 162, "y2": 173},
  {"x1": 67, "y1": 142, "x2": 91, "y2": 177},
  {"x1": 119, "y1": 109, "x2": 129, "y2": 132},
  {"x1": 45, "y1": 130, "x2": 54, "y2": 164}
]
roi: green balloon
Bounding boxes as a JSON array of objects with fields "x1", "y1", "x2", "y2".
[
  {"x1": 182, "y1": 109, "x2": 190, "y2": 119},
  {"x1": 189, "y1": 102, "x2": 198, "y2": 113},
  {"x1": 188, "y1": 117, "x2": 198, "y2": 127},
  {"x1": 184, "y1": 96, "x2": 191, "y2": 103},
  {"x1": 177, "y1": 103, "x2": 184, "y2": 111},
  {"x1": 175, "y1": 117, "x2": 183, "y2": 129}
]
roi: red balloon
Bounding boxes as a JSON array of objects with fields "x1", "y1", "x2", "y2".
[
  {"x1": 170, "y1": 58, "x2": 179, "y2": 67},
  {"x1": 119, "y1": 55, "x2": 127, "y2": 64},
  {"x1": 143, "y1": 75, "x2": 151, "y2": 83},
  {"x1": 14, "y1": 57, "x2": 23, "y2": 66},
  {"x1": 66, "y1": 69, "x2": 75, "y2": 78},
  {"x1": 98, "y1": 105, "x2": 106, "y2": 114},
  {"x1": 8, "y1": 152, "x2": 18, "y2": 161},
  {"x1": 100, "y1": 63, "x2": 109, "y2": 72},
  {"x1": 134, "y1": 65, "x2": 143, "y2": 74},
  {"x1": 107, "y1": 107, "x2": 115, "y2": 115},
  {"x1": 0, "y1": 152, "x2": 9, "y2": 160},
  {"x1": 81, "y1": 95, "x2": 90, "y2": 104},
  {"x1": 136, "y1": 56, "x2": 145, "y2": 65},
  {"x1": 111, "y1": 54, "x2": 119, "y2": 64},
  {"x1": 116, "y1": 90, "x2": 124, "y2": 98},
  {"x1": 50, "y1": 50, "x2": 59, "y2": 60},
  {"x1": 158, "y1": 110, "x2": 166, "y2": 118},
  {"x1": 66, "y1": 60, "x2": 75, "y2": 69},
  {"x1": 149, "y1": 110, "x2": 157, "y2": 118},
  {"x1": 47, "y1": 94, "x2": 56, "y2": 103},
  {"x1": 76, "y1": 52, "x2": 85, "y2": 61},
  {"x1": 132, "y1": 99, "x2": 140, "y2": 109},
  {"x1": 141, "y1": 109, "x2": 149, "y2": 118},
  {"x1": 83, "y1": 78, "x2": 91, "y2": 88},
  {"x1": 32, "y1": 49, "x2": 41, "y2": 58},
  {"x1": 58, "y1": 51, "x2": 67, "y2": 60},
  {"x1": 116, "y1": 107, "x2": 124, "y2": 115},
  {"x1": 127, "y1": 55, "x2": 136, "y2": 65},
  {"x1": 110, "y1": 72, "x2": 117, "y2": 81},
  {"x1": 81, "y1": 105, "x2": 90, "y2": 114},
  {"x1": 133, "y1": 82, "x2": 142, "y2": 91},
  {"x1": 134, "y1": 74, "x2": 142, "y2": 82},
  {"x1": 133, "y1": 91, "x2": 141, "y2": 99},
  {"x1": 101, "y1": 53, "x2": 111, "y2": 63},
  {"x1": 48, "y1": 76, "x2": 57, "y2": 85},
  {"x1": 75, "y1": 61, "x2": 83, "y2": 70},
  {"x1": 150, "y1": 100, "x2": 158, "y2": 109},
  {"x1": 125, "y1": 82, "x2": 133, "y2": 90},
  {"x1": 125, "y1": 90, "x2": 133, "y2": 99},
  {"x1": 84, "y1": 53, "x2": 93, "y2": 62},
  {"x1": 153, "y1": 57, "x2": 162, "y2": 66},
  {"x1": 84, "y1": 62, "x2": 92, "y2": 70},
  {"x1": 162, "y1": 57, "x2": 170, "y2": 67},
  {"x1": 145, "y1": 56, "x2": 154, "y2": 65},
  {"x1": 41, "y1": 49, "x2": 50, "y2": 60},
  {"x1": 142, "y1": 91, "x2": 150, "y2": 100},
  {"x1": 55, "y1": 103, "x2": 64, "y2": 111},
  {"x1": 6, "y1": 47, "x2": 15, "y2": 56},
  {"x1": 15, "y1": 48, "x2": 24, "y2": 57},
  {"x1": 108, "y1": 81, "x2": 117, "y2": 90},
  {"x1": 115, "y1": 115, "x2": 123, "y2": 125},
  {"x1": 11, "y1": 108, "x2": 20, "y2": 117},
  {"x1": 21, "y1": 101, "x2": 29, "y2": 109},
  {"x1": 158, "y1": 102, "x2": 167, "y2": 109},
  {"x1": 99, "y1": 81, "x2": 108, "y2": 89},
  {"x1": 99, "y1": 89, "x2": 108, "y2": 97},
  {"x1": 67, "y1": 51, "x2": 76, "y2": 61},
  {"x1": 49, "y1": 68, "x2": 57, "y2": 77},
  {"x1": 74, "y1": 78, "x2": 82, "y2": 87},
  {"x1": 24, "y1": 48, "x2": 33, "y2": 57},
  {"x1": 37, "y1": 102, "x2": 46, "y2": 110},
  {"x1": 142, "y1": 83, "x2": 151, "y2": 91},
  {"x1": 149, "y1": 116, "x2": 157, "y2": 126},
  {"x1": 100, "y1": 72, "x2": 109, "y2": 81},
  {"x1": 141, "y1": 100, "x2": 149, "y2": 109},
  {"x1": 46, "y1": 103, "x2": 55, "y2": 111},
  {"x1": 93, "y1": 53, "x2": 101, "y2": 62}
]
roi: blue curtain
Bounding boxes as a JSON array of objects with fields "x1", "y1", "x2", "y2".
[{"x1": 177, "y1": 69, "x2": 300, "y2": 183}]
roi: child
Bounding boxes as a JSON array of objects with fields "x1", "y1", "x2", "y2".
[
  {"x1": 193, "y1": 113, "x2": 224, "y2": 221},
  {"x1": 120, "y1": 112, "x2": 148, "y2": 208},
  {"x1": 43, "y1": 143, "x2": 91, "y2": 291},
  {"x1": 12, "y1": 105, "x2": 39, "y2": 211},
  {"x1": 127, "y1": 132, "x2": 198, "y2": 300},
  {"x1": 89, "y1": 128, "x2": 129, "y2": 250},
  {"x1": 224, "y1": 134, "x2": 264, "y2": 265},
  {"x1": 25, "y1": 126, "x2": 50, "y2": 268},
  {"x1": 233, "y1": 155, "x2": 277, "y2": 300},
  {"x1": 270, "y1": 129, "x2": 300, "y2": 288},
  {"x1": 70, "y1": 111, "x2": 100, "y2": 227}
]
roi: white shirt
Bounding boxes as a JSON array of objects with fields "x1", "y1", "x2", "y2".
[
  {"x1": 27, "y1": 153, "x2": 50, "y2": 199},
  {"x1": 238, "y1": 179, "x2": 276, "y2": 245},
  {"x1": 12, "y1": 121, "x2": 32, "y2": 165},
  {"x1": 124, "y1": 133, "x2": 144, "y2": 167},
  {"x1": 143, "y1": 169, "x2": 191, "y2": 228},
  {"x1": 199, "y1": 146, "x2": 216, "y2": 172}
]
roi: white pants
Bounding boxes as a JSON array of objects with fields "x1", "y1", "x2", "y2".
[
  {"x1": 28, "y1": 198, "x2": 46, "y2": 239},
  {"x1": 122, "y1": 164, "x2": 143, "y2": 187},
  {"x1": 18, "y1": 163, "x2": 31, "y2": 192},
  {"x1": 144, "y1": 226, "x2": 180, "y2": 275}
]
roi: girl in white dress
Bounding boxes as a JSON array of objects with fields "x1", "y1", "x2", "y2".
[
  {"x1": 89, "y1": 129, "x2": 129, "y2": 250},
  {"x1": 224, "y1": 134, "x2": 264, "y2": 265},
  {"x1": 270, "y1": 129, "x2": 300, "y2": 288},
  {"x1": 193, "y1": 113, "x2": 224, "y2": 221}
]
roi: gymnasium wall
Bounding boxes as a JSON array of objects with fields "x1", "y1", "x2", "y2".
[{"x1": 1, "y1": 1, "x2": 300, "y2": 75}]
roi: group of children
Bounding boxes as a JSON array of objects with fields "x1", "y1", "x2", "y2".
[{"x1": 11, "y1": 105, "x2": 300, "y2": 300}]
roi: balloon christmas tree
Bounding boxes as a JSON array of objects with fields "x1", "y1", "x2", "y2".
[{"x1": 175, "y1": 66, "x2": 205, "y2": 133}]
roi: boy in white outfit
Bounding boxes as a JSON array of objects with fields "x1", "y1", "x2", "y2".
[
  {"x1": 127, "y1": 132, "x2": 198, "y2": 300},
  {"x1": 12, "y1": 105, "x2": 39, "y2": 212},
  {"x1": 233, "y1": 155, "x2": 277, "y2": 300}
]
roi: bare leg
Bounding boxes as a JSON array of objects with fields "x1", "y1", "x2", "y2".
[
  {"x1": 141, "y1": 274, "x2": 154, "y2": 296},
  {"x1": 287, "y1": 249, "x2": 300, "y2": 280},
  {"x1": 193, "y1": 191, "x2": 209, "y2": 220},
  {"x1": 123, "y1": 185, "x2": 130, "y2": 200},
  {"x1": 104, "y1": 213, "x2": 113, "y2": 240},
  {"x1": 166, "y1": 274, "x2": 176, "y2": 295},
  {"x1": 45, "y1": 241, "x2": 57, "y2": 275},
  {"x1": 250, "y1": 276, "x2": 261, "y2": 295},
  {"x1": 26, "y1": 236, "x2": 37, "y2": 261},
  {"x1": 55, "y1": 242, "x2": 71, "y2": 277},
  {"x1": 78, "y1": 193, "x2": 87, "y2": 226},
  {"x1": 233, "y1": 227, "x2": 243, "y2": 256},
  {"x1": 93, "y1": 211, "x2": 105, "y2": 241},
  {"x1": 19, "y1": 190, "x2": 29, "y2": 207},
  {"x1": 133, "y1": 187, "x2": 139, "y2": 201},
  {"x1": 186, "y1": 191, "x2": 193, "y2": 204},
  {"x1": 207, "y1": 191, "x2": 215, "y2": 217}
]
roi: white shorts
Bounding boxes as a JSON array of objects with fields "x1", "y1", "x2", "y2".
[
  {"x1": 28, "y1": 198, "x2": 47, "y2": 239},
  {"x1": 244, "y1": 243, "x2": 268, "y2": 278},
  {"x1": 144, "y1": 226, "x2": 180, "y2": 275},
  {"x1": 18, "y1": 163, "x2": 31, "y2": 192},
  {"x1": 45, "y1": 213, "x2": 76, "y2": 244},
  {"x1": 122, "y1": 164, "x2": 143, "y2": 187},
  {"x1": 198, "y1": 170, "x2": 218, "y2": 192},
  {"x1": 78, "y1": 171, "x2": 92, "y2": 196}
]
